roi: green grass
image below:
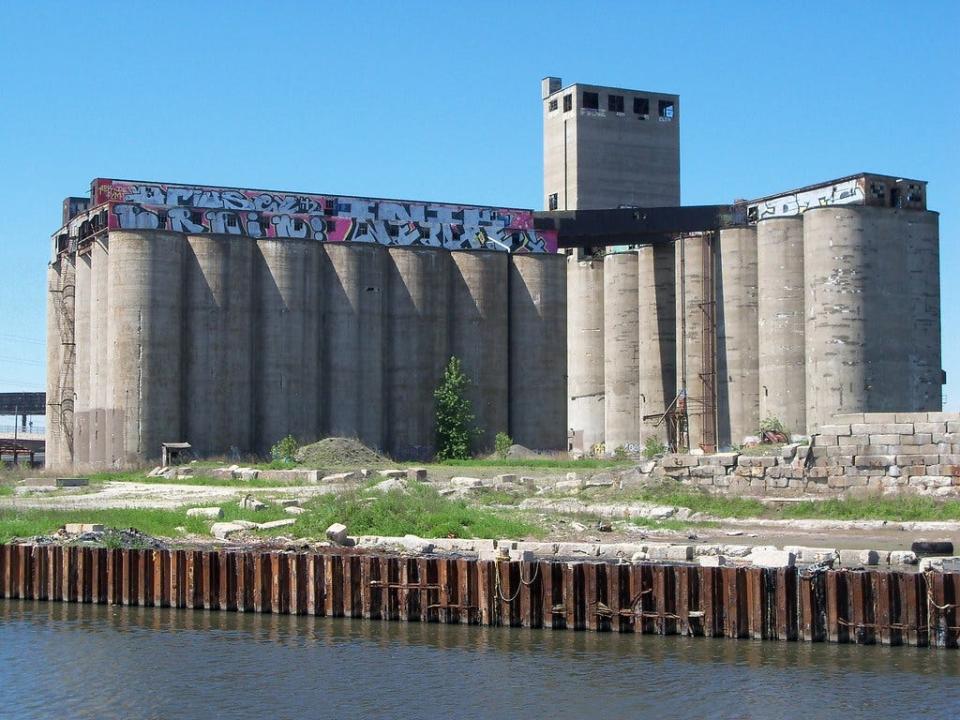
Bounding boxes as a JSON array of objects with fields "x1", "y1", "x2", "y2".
[
  {"x1": 88, "y1": 470, "x2": 293, "y2": 489},
  {"x1": 616, "y1": 485, "x2": 767, "y2": 519},
  {"x1": 0, "y1": 484, "x2": 541, "y2": 544},
  {"x1": 436, "y1": 458, "x2": 630, "y2": 470},
  {"x1": 288, "y1": 484, "x2": 541, "y2": 540},
  {"x1": 631, "y1": 517, "x2": 716, "y2": 532},
  {"x1": 780, "y1": 496, "x2": 960, "y2": 522}
]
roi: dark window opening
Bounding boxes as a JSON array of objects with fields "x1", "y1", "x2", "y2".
[
  {"x1": 548, "y1": 193, "x2": 559, "y2": 211},
  {"x1": 634, "y1": 97, "x2": 649, "y2": 116},
  {"x1": 387, "y1": 223, "x2": 399, "y2": 237},
  {"x1": 548, "y1": 99, "x2": 558, "y2": 112},
  {"x1": 226, "y1": 215, "x2": 238, "y2": 227},
  {"x1": 293, "y1": 219, "x2": 304, "y2": 231},
  {"x1": 326, "y1": 220, "x2": 337, "y2": 232},
  {"x1": 608, "y1": 94, "x2": 624, "y2": 113},
  {"x1": 890, "y1": 188, "x2": 902, "y2": 208},
  {"x1": 583, "y1": 91, "x2": 599, "y2": 110},
  {"x1": 419, "y1": 226, "x2": 432, "y2": 240},
  {"x1": 563, "y1": 94, "x2": 572, "y2": 112},
  {"x1": 190, "y1": 211, "x2": 203, "y2": 225},
  {"x1": 658, "y1": 100, "x2": 675, "y2": 120}
]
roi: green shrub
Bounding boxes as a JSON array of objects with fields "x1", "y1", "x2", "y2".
[
  {"x1": 613, "y1": 445, "x2": 628, "y2": 461},
  {"x1": 759, "y1": 417, "x2": 786, "y2": 435},
  {"x1": 434, "y1": 356, "x2": 476, "y2": 461},
  {"x1": 271, "y1": 435, "x2": 300, "y2": 464},
  {"x1": 643, "y1": 435, "x2": 667, "y2": 459},
  {"x1": 495, "y1": 432, "x2": 513, "y2": 460}
]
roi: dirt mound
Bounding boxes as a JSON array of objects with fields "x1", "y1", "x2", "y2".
[{"x1": 295, "y1": 437, "x2": 386, "y2": 467}]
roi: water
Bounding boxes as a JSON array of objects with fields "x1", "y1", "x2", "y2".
[{"x1": 1, "y1": 600, "x2": 958, "y2": 720}]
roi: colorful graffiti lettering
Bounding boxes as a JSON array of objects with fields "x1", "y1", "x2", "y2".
[{"x1": 88, "y1": 179, "x2": 555, "y2": 253}]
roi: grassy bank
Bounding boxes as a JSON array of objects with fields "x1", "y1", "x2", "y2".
[
  {"x1": 779, "y1": 496, "x2": 960, "y2": 522},
  {"x1": 0, "y1": 484, "x2": 539, "y2": 544},
  {"x1": 437, "y1": 458, "x2": 631, "y2": 470}
]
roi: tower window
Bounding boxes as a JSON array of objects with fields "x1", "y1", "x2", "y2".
[
  {"x1": 563, "y1": 94, "x2": 572, "y2": 112},
  {"x1": 659, "y1": 100, "x2": 675, "y2": 120},
  {"x1": 582, "y1": 91, "x2": 599, "y2": 110},
  {"x1": 548, "y1": 193, "x2": 558, "y2": 211},
  {"x1": 634, "y1": 97, "x2": 649, "y2": 117},
  {"x1": 548, "y1": 98, "x2": 558, "y2": 112},
  {"x1": 608, "y1": 94, "x2": 624, "y2": 113}
]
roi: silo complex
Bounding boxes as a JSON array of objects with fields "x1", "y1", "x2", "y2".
[
  {"x1": 716, "y1": 227, "x2": 759, "y2": 446},
  {"x1": 603, "y1": 252, "x2": 639, "y2": 450},
  {"x1": 756, "y1": 217, "x2": 805, "y2": 434},
  {"x1": 803, "y1": 206, "x2": 941, "y2": 430},
  {"x1": 566, "y1": 256, "x2": 605, "y2": 450},
  {"x1": 675, "y1": 234, "x2": 714, "y2": 449},
  {"x1": 72, "y1": 253, "x2": 91, "y2": 468}
]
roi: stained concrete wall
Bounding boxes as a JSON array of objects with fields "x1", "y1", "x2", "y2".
[
  {"x1": 49, "y1": 231, "x2": 567, "y2": 469},
  {"x1": 803, "y1": 207, "x2": 941, "y2": 431},
  {"x1": 756, "y1": 217, "x2": 806, "y2": 435},
  {"x1": 637, "y1": 243, "x2": 676, "y2": 443},
  {"x1": 675, "y1": 234, "x2": 713, "y2": 450},
  {"x1": 603, "y1": 252, "x2": 639, "y2": 449}
]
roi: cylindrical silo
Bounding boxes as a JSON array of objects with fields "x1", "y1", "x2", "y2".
[
  {"x1": 716, "y1": 226, "x2": 759, "y2": 446},
  {"x1": 450, "y1": 250, "x2": 509, "y2": 453},
  {"x1": 56, "y1": 256, "x2": 76, "y2": 469},
  {"x1": 44, "y1": 262, "x2": 62, "y2": 469},
  {"x1": 386, "y1": 246, "x2": 450, "y2": 460},
  {"x1": 72, "y1": 252, "x2": 91, "y2": 469},
  {"x1": 323, "y1": 242, "x2": 387, "y2": 451},
  {"x1": 603, "y1": 251, "x2": 639, "y2": 451},
  {"x1": 88, "y1": 239, "x2": 109, "y2": 469},
  {"x1": 804, "y1": 207, "x2": 941, "y2": 430},
  {"x1": 637, "y1": 243, "x2": 676, "y2": 444},
  {"x1": 253, "y1": 239, "x2": 321, "y2": 453},
  {"x1": 106, "y1": 231, "x2": 184, "y2": 467},
  {"x1": 675, "y1": 234, "x2": 715, "y2": 451},
  {"x1": 182, "y1": 235, "x2": 255, "y2": 458},
  {"x1": 508, "y1": 253, "x2": 567, "y2": 451},
  {"x1": 565, "y1": 254, "x2": 604, "y2": 451},
  {"x1": 757, "y1": 217, "x2": 806, "y2": 436}
]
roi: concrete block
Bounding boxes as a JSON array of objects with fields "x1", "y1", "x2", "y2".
[
  {"x1": 239, "y1": 468, "x2": 259, "y2": 481},
  {"x1": 186, "y1": 507, "x2": 223, "y2": 519},
  {"x1": 378, "y1": 469, "x2": 406, "y2": 479},
  {"x1": 661, "y1": 454, "x2": 700, "y2": 468},
  {"x1": 240, "y1": 496, "x2": 267, "y2": 511},
  {"x1": 699, "y1": 555, "x2": 728, "y2": 567},
  {"x1": 321, "y1": 472, "x2": 356, "y2": 483},
  {"x1": 889, "y1": 550, "x2": 919, "y2": 565},
  {"x1": 285, "y1": 506, "x2": 306, "y2": 515},
  {"x1": 832, "y1": 413, "x2": 865, "y2": 423},
  {"x1": 554, "y1": 479, "x2": 582, "y2": 493},
  {"x1": 738, "y1": 456, "x2": 777, "y2": 468},
  {"x1": 211, "y1": 522, "x2": 246, "y2": 540},
  {"x1": 838, "y1": 434, "x2": 869, "y2": 447},
  {"x1": 900, "y1": 433, "x2": 933, "y2": 446},
  {"x1": 859, "y1": 549, "x2": 881, "y2": 566},
  {"x1": 861, "y1": 413, "x2": 899, "y2": 423},
  {"x1": 854, "y1": 455, "x2": 896, "y2": 468},
  {"x1": 854, "y1": 423, "x2": 914, "y2": 435},
  {"x1": 926, "y1": 412, "x2": 960, "y2": 422},
  {"x1": 258, "y1": 519, "x2": 296, "y2": 531},
  {"x1": 748, "y1": 549, "x2": 795, "y2": 568},
  {"x1": 818, "y1": 424, "x2": 851, "y2": 437},
  {"x1": 63, "y1": 523, "x2": 104, "y2": 533},
  {"x1": 895, "y1": 412, "x2": 931, "y2": 423},
  {"x1": 494, "y1": 473, "x2": 517, "y2": 484},
  {"x1": 948, "y1": 421, "x2": 960, "y2": 434},
  {"x1": 55, "y1": 477, "x2": 90, "y2": 487},
  {"x1": 868, "y1": 434, "x2": 900, "y2": 446},
  {"x1": 407, "y1": 468, "x2": 428, "y2": 482},
  {"x1": 584, "y1": 475, "x2": 615, "y2": 487},
  {"x1": 896, "y1": 454, "x2": 939, "y2": 466},
  {"x1": 914, "y1": 422, "x2": 946, "y2": 435},
  {"x1": 372, "y1": 477, "x2": 408, "y2": 493},
  {"x1": 451, "y1": 476, "x2": 484, "y2": 488},
  {"x1": 325, "y1": 523, "x2": 349, "y2": 544},
  {"x1": 812, "y1": 434, "x2": 838, "y2": 447},
  {"x1": 919, "y1": 556, "x2": 960, "y2": 572},
  {"x1": 647, "y1": 544, "x2": 693, "y2": 562}
]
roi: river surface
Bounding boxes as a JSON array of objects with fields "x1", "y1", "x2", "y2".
[{"x1": 1, "y1": 599, "x2": 957, "y2": 719}]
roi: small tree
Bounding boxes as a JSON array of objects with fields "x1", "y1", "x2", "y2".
[
  {"x1": 271, "y1": 434, "x2": 299, "y2": 464},
  {"x1": 495, "y1": 432, "x2": 513, "y2": 461},
  {"x1": 434, "y1": 356, "x2": 476, "y2": 461}
]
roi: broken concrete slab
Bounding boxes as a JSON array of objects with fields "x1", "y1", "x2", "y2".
[
  {"x1": 450, "y1": 477, "x2": 483, "y2": 489},
  {"x1": 407, "y1": 468, "x2": 428, "y2": 482},
  {"x1": 284, "y1": 506, "x2": 306, "y2": 516},
  {"x1": 889, "y1": 550, "x2": 919, "y2": 565},
  {"x1": 699, "y1": 555, "x2": 728, "y2": 567},
  {"x1": 258, "y1": 519, "x2": 296, "y2": 531},
  {"x1": 240, "y1": 496, "x2": 267, "y2": 512},
  {"x1": 749, "y1": 549, "x2": 796, "y2": 568},
  {"x1": 211, "y1": 522, "x2": 246, "y2": 540},
  {"x1": 186, "y1": 507, "x2": 223, "y2": 519},
  {"x1": 378, "y1": 469, "x2": 406, "y2": 479},
  {"x1": 63, "y1": 523, "x2": 104, "y2": 534},
  {"x1": 371, "y1": 477, "x2": 407, "y2": 493},
  {"x1": 321, "y1": 472, "x2": 356, "y2": 483}
]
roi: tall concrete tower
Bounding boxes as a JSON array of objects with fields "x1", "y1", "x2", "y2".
[
  {"x1": 543, "y1": 76, "x2": 681, "y2": 453},
  {"x1": 541, "y1": 76, "x2": 680, "y2": 211}
]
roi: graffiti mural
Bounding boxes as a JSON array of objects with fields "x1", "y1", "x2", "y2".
[
  {"x1": 749, "y1": 177, "x2": 865, "y2": 220},
  {"x1": 86, "y1": 179, "x2": 556, "y2": 253}
]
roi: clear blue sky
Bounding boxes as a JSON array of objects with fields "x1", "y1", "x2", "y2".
[{"x1": 0, "y1": 1, "x2": 957, "y2": 410}]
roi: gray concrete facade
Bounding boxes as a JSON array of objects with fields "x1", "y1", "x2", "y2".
[{"x1": 47, "y1": 231, "x2": 567, "y2": 469}]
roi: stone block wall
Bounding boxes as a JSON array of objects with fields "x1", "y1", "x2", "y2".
[{"x1": 647, "y1": 412, "x2": 960, "y2": 497}]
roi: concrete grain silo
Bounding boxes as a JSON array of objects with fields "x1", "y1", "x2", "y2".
[
  {"x1": 636, "y1": 243, "x2": 676, "y2": 443},
  {"x1": 803, "y1": 206, "x2": 941, "y2": 430},
  {"x1": 565, "y1": 255, "x2": 605, "y2": 450},
  {"x1": 44, "y1": 263, "x2": 63, "y2": 468},
  {"x1": 323, "y1": 242, "x2": 387, "y2": 452},
  {"x1": 716, "y1": 226, "x2": 759, "y2": 446},
  {"x1": 509, "y1": 253, "x2": 567, "y2": 451},
  {"x1": 450, "y1": 250, "x2": 509, "y2": 452},
  {"x1": 756, "y1": 217, "x2": 805, "y2": 435},
  {"x1": 182, "y1": 235, "x2": 255, "y2": 457},
  {"x1": 675, "y1": 234, "x2": 714, "y2": 450},
  {"x1": 386, "y1": 246, "x2": 451, "y2": 460},
  {"x1": 106, "y1": 232, "x2": 183, "y2": 467},
  {"x1": 603, "y1": 251, "x2": 639, "y2": 450}
]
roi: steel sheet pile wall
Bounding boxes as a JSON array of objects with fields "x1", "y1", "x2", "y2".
[
  {"x1": 51, "y1": 232, "x2": 565, "y2": 469},
  {"x1": 2, "y1": 544, "x2": 957, "y2": 649}
]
